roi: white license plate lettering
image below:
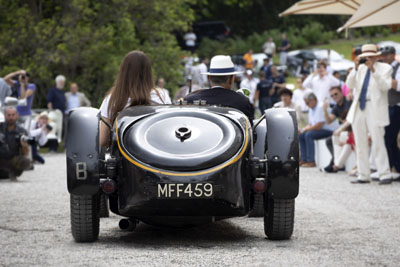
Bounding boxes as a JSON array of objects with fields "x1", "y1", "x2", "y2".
[
  {"x1": 157, "y1": 183, "x2": 213, "y2": 198},
  {"x1": 168, "y1": 183, "x2": 175, "y2": 197},
  {"x1": 158, "y1": 184, "x2": 168, "y2": 198},
  {"x1": 194, "y1": 183, "x2": 202, "y2": 197},
  {"x1": 176, "y1": 183, "x2": 183, "y2": 197},
  {"x1": 204, "y1": 183, "x2": 213, "y2": 197},
  {"x1": 184, "y1": 184, "x2": 192, "y2": 197}
]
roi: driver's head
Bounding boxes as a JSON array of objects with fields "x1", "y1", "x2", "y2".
[
  {"x1": 208, "y1": 75, "x2": 235, "y2": 89},
  {"x1": 4, "y1": 106, "x2": 18, "y2": 126},
  {"x1": 207, "y1": 55, "x2": 238, "y2": 90}
]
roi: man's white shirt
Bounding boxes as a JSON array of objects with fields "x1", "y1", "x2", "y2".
[{"x1": 303, "y1": 73, "x2": 340, "y2": 103}]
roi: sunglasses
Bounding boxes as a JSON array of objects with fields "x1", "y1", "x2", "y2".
[{"x1": 330, "y1": 92, "x2": 339, "y2": 97}]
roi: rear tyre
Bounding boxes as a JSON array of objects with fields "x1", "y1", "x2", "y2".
[
  {"x1": 264, "y1": 198, "x2": 295, "y2": 240},
  {"x1": 0, "y1": 169, "x2": 9, "y2": 179},
  {"x1": 99, "y1": 193, "x2": 110, "y2": 218},
  {"x1": 248, "y1": 193, "x2": 264, "y2": 217},
  {"x1": 70, "y1": 194, "x2": 100, "y2": 242}
]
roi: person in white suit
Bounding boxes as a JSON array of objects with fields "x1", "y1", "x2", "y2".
[{"x1": 345, "y1": 44, "x2": 393, "y2": 185}]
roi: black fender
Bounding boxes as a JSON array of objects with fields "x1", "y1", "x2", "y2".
[
  {"x1": 66, "y1": 107, "x2": 100, "y2": 195},
  {"x1": 253, "y1": 118, "x2": 266, "y2": 159},
  {"x1": 265, "y1": 108, "x2": 299, "y2": 199}
]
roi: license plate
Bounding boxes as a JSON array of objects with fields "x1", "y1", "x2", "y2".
[{"x1": 157, "y1": 183, "x2": 213, "y2": 199}]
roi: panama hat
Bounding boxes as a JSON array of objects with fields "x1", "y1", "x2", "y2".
[
  {"x1": 358, "y1": 44, "x2": 380, "y2": 58},
  {"x1": 202, "y1": 55, "x2": 243, "y2": 76}
]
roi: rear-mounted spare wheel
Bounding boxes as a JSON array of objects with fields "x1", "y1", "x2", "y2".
[{"x1": 120, "y1": 110, "x2": 245, "y2": 171}]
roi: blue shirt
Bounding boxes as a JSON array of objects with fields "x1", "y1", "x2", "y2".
[
  {"x1": 47, "y1": 87, "x2": 66, "y2": 113},
  {"x1": 66, "y1": 93, "x2": 80, "y2": 113},
  {"x1": 14, "y1": 81, "x2": 36, "y2": 116},
  {"x1": 309, "y1": 103, "x2": 339, "y2": 131}
]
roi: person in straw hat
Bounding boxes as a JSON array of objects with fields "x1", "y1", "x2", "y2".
[
  {"x1": 184, "y1": 55, "x2": 254, "y2": 122},
  {"x1": 345, "y1": 44, "x2": 393, "y2": 185}
]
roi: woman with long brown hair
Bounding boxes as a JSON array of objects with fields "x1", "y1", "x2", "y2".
[{"x1": 99, "y1": 50, "x2": 154, "y2": 147}]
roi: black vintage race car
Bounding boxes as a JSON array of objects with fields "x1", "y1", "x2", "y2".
[{"x1": 66, "y1": 103, "x2": 299, "y2": 242}]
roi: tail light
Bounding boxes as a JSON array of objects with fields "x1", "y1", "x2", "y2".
[
  {"x1": 101, "y1": 179, "x2": 116, "y2": 194},
  {"x1": 253, "y1": 178, "x2": 266, "y2": 193}
]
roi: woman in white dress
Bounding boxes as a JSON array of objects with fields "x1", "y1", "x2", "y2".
[{"x1": 99, "y1": 51, "x2": 154, "y2": 147}]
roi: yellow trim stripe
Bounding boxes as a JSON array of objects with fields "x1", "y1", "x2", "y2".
[{"x1": 115, "y1": 118, "x2": 249, "y2": 176}]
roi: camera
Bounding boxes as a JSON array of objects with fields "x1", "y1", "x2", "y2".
[
  {"x1": 16, "y1": 135, "x2": 36, "y2": 145},
  {"x1": 355, "y1": 46, "x2": 367, "y2": 64},
  {"x1": 45, "y1": 124, "x2": 53, "y2": 131},
  {"x1": 20, "y1": 75, "x2": 26, "y2": 80},
  {"x1": 359, "y1": 57, "x2": 367, "y2": 64}
]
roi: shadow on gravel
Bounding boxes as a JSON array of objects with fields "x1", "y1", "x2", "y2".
[{"x1": 98, "y1": 220, "x2": 260, "y2": 248}]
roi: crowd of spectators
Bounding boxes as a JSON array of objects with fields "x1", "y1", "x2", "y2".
[
  {"x1": 0, "y1": 71, "x2": 92, "y2": 180},
  {"x1": 184, "y1": 37, "x2": 399, "y2": 185},
  {"x1": 1, "y1": 36, "x2": 399, "y2": 184}
]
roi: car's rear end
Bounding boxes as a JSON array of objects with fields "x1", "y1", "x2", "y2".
[{"x1": 112, "y1": 105, "x2": 251, "y2": 225}]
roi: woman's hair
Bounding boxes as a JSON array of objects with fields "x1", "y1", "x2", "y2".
[{"x1": 107, "y1": 50, "x2": 153, "y2": 123}]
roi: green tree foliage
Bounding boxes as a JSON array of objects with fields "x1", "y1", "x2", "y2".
[
  {"x1": 196, "y1": 22, "x2": 335, "y2": 59},
  {"x1": 0, "y1": 0, "x2": 194, "y2": 107},
  {"x1": 193, "y1": 0, "x2": 345, "y2": 37}
]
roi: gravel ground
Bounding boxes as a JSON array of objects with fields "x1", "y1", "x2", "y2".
[{"x1": 1, "y1": 153, "x2": 400, "y2": 267}]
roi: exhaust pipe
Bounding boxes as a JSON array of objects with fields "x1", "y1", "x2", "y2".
[{"x1": 119, "y1": 218, "x2": 136, "y2": 231}]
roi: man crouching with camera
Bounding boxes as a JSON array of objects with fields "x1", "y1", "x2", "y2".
[{"x1": 0, "y1": 106, "x2": 31, "y2": 180}]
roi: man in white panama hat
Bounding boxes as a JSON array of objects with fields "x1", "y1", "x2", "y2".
[
  {"x1": 184, "y1": 55, "x2": 254, "y2": 121},
  {"x1": 346, "y1": 44, "x2": 393, "y2": 185}
]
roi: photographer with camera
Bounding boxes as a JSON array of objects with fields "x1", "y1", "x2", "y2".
[
  {"x1": 29, "y1": 111, "x2": 55, "y2": 163},
  {"x1": 346, "y1": 44, "x2": 393, "y2": 185},
  {"x1": 0, "y1": 78, "x2": 12, "y2": 106},
  {"x1": 0, "y1": 106, "x2": 31, "y2": 180},
  {"x1": 3, "y1": 70, "x2": 36, "y2": 130}
]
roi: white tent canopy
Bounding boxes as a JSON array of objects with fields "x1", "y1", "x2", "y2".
[
  {"x1": 280, "y1": 0, "x2": 363, "y2": 17},
  {"x1": 338, "y1": 0, "x2": 400, "y2": 32}
]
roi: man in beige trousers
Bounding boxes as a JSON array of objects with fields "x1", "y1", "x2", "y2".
[{"x1": 346, "y1": 44, "x2": 393, "y2": 185}]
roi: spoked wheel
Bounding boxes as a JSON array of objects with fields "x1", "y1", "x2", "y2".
[
  {"x1": 99, "y1": 193, "x2": 110, "y2": 218},
  {"x1": 248, "y1": 193, "x2": 264, "y2": 217},
  {"x1": 70, "y1": 193, "x2": 100, "y2": 242},
  {"x1": 264, "y1": 198, "x2": 295, "y2": 240}
]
